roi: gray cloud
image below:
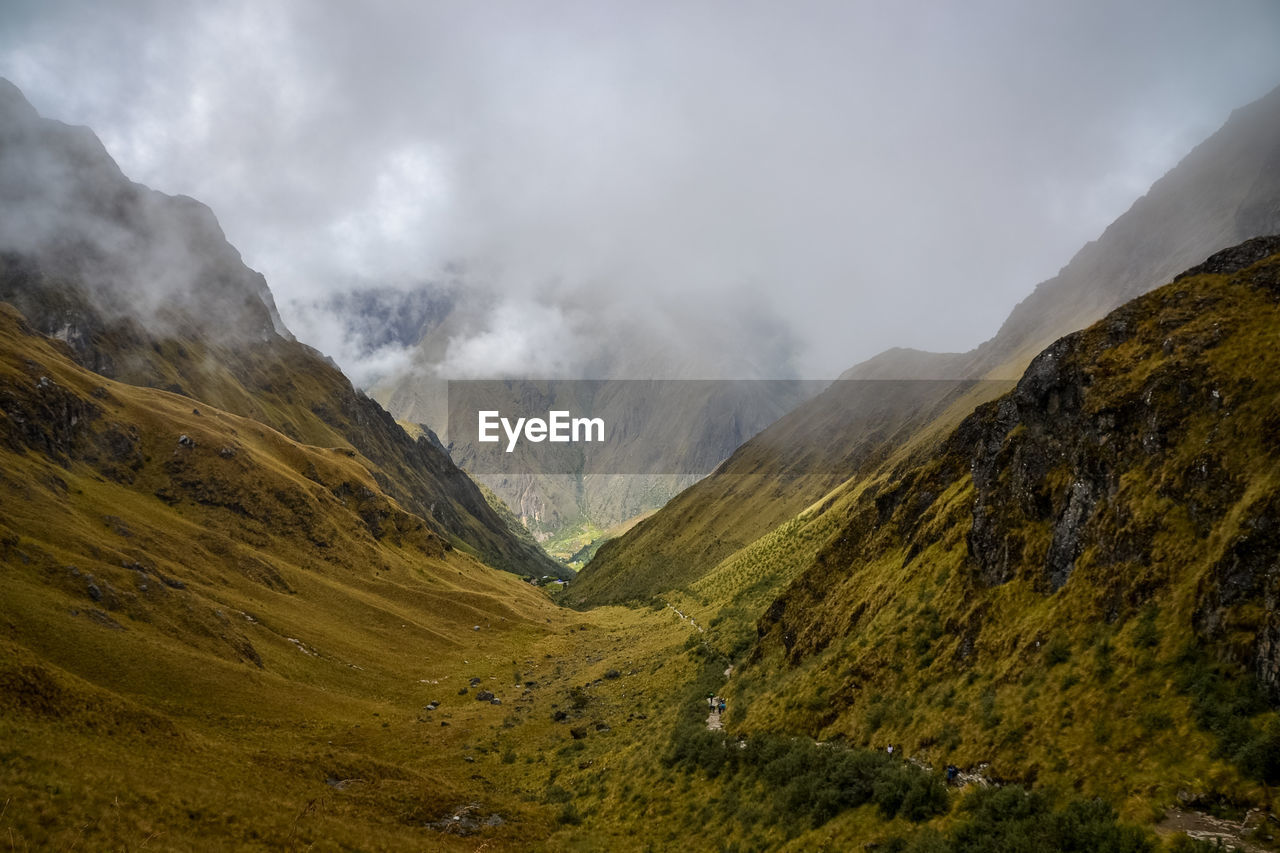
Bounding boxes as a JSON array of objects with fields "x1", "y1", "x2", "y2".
[{"x1": 2, "y1": 1, "x2": 1279, "y2": 379}]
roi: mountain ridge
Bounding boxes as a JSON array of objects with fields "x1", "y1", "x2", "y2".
[
  {"x1": 0, "y1": 78, "x2": 565, "y2": 579},
  {"x1": 575, "y1": 81, "x2": 1280, "y2": 605}
]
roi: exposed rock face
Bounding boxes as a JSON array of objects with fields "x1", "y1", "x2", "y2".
[
  {"x1": 755, "y1": 238, "x2": 1280, "y2": 705},
  {"x1": 1194, "y1": 490, "x2": 1280, "y2": 704}
]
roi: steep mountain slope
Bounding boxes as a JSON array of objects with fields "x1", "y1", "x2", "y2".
[
  {"x1": 732, "y1": 238, "x2": 1280, "y2": 813},
  {"x1": 0, "y1": 300, "x2": 562, "y2": 847},
  {"x1": 0, "y1": 78, "x2": 564, "y2": 579},
  {"x1": 566, "y1": 379, "x2": 1008, "y2": 604},
  {"x1": 575, "y1": 82, "x2": 1280, "y2": 605}
]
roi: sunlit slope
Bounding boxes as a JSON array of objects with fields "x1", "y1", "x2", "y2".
[
  {"x1": 0, "y1": 302, "x2": 557, "y2": 671},
  {"x1": 568, "y1": 379, "x2": 1010, "y2": 605},
  {"x1": 731, "y1": 237, "x2": 1280, "y2": 815},
  {"x1": 0, "y1": 310, "x2": 741, "y2": 848}
]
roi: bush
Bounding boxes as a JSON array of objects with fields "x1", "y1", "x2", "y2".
[
  {"x1": 1176, "y1": 643, "x2": 1280, "y2": 784},
  {"x1": 1044, "y1": 637, "x2": 1072, "y2": 666},
  {"x1": 1131, "y1": 606, "x2": 1160, "y2": 650},
  {"x1": 665, "y1": 716, "x2": 947, "y2": 835},
  {"x1": 944, "y1": 787, "x2": 1155, "y2": 853}
]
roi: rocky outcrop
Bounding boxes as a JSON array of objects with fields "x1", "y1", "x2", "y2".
[{"x1": 755, "y1": 239, "x2": 1280, "y2": 708}]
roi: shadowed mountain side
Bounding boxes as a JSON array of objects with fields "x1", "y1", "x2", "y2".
[{"x1": 0, "y1": 79, "x2": 564, "y2": 579}]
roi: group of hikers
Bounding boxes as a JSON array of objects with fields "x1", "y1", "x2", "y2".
[
  {"x1": 881, "y1": 745, "x2": 963, "y2": 786},
  {"x1": 705, "y1": 700, "x2": 967, "y2": 785}
]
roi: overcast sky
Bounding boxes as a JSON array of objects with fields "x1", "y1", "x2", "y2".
[{"x1": 3, "y1": 1, "x2": 1280, "y2": 380}]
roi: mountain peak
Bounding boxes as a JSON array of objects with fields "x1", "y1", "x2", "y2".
[{"x1": 0, "y1": 77, "x2": 39, "y2": 122}]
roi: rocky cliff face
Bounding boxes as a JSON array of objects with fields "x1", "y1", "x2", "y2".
[
  {"x1": 0, "y1": 79, "x2": 563, "y2": 578},
  {"x1": 748, "y1": 238, "x2": 1280, "y2": 762}
]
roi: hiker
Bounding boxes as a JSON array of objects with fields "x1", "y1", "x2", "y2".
[
  {"x1": 946, "y1": 765, "x2": 959, "y2": 785},
  {"x1": 718, "y1": 699, "x2": 726, "y2": 714},
  {"x1": 886, "y1": 744, "x2": 894, "y2": 757}
]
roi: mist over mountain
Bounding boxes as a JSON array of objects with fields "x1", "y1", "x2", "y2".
[
  {"x1": 0, "y1": 79, "x2": 291, "y2": 348},
  {"x1": 0, "y1": 78, "x2": 563, "y2": 580},
  {"x1": 843, "y1": 82, "x2": 1280, "y2": 382},
  {"x1": 577, "y1": 80, "x2": 1280, "y2": 604},
  {"x1": 7, "y1": 3, "x2": 1280, "y2": 389}
]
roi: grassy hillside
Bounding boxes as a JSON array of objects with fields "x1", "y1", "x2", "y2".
[
  {"x1": 0, "y1": 295, "x2": 1214, "y2": 848},
  {"x1": 724, "y1": 238, "x2": 1280, "y2": 833},
  {"x1": 0, "y1": 301, "x2": 720, "y2": 849},
  {"x1": 570, "y1": 379, "x2": 1012, "y2": 606}
]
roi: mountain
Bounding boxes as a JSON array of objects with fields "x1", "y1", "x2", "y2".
[
  {"x1": 0, "y1": 78, "x2": 565, "y2": 580},
  {"x1": 572, "y1": 82, "x2": 1280, "y2": 606},
  {"x1": 735, "y1": 237, "x2": 1280, "y2": 806},
  {"x1": 363, "y1": 284, "x2": 816, "y2": 555},
  {"x1": 4, "y1": 75, "x2": 1275, "y2": 850},
  {"x1": 442, "y1": 378, "x2": 817, "y2": 560}
]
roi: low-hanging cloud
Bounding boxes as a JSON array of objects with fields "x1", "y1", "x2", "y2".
[{"x1": 2, "y1": 1, "x2": 1280, "y2": 382}]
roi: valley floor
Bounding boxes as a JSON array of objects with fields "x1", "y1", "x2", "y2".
[
  {"x1": 7, "y1": 590, "x2": 1271, "y2": 852},
  {"x1": 0, "y1": 600, "x2": 703, "y2": 851}
]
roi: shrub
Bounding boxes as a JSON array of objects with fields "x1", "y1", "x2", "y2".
[{"x1": 1044, "y1": 637, "x2": 1072, "y2": 666}]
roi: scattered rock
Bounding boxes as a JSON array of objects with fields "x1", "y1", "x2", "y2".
[
  {"x1": 177, "y1": 434, "x2": 194, "y2": 447},
  {"x1": 569, "y1": 727, "x2": 587, "y2": 740},
  {"x1": 475, "y1": 690, "x2": 495, "y2": 702},
  {"x1": 85, "y1": 609, "x2": 124, "y2": 631}
]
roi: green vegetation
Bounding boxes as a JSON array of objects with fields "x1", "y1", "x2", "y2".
[
  {"x1": 666, "y1": 720, "x2": 949, "y2": 831},
  {"x1": 885, "y1": 787, "x2": 1156, "y2": 852},
  {"x1": 1176, "y1": 644, "x2": 1280, "y2": 785}
]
